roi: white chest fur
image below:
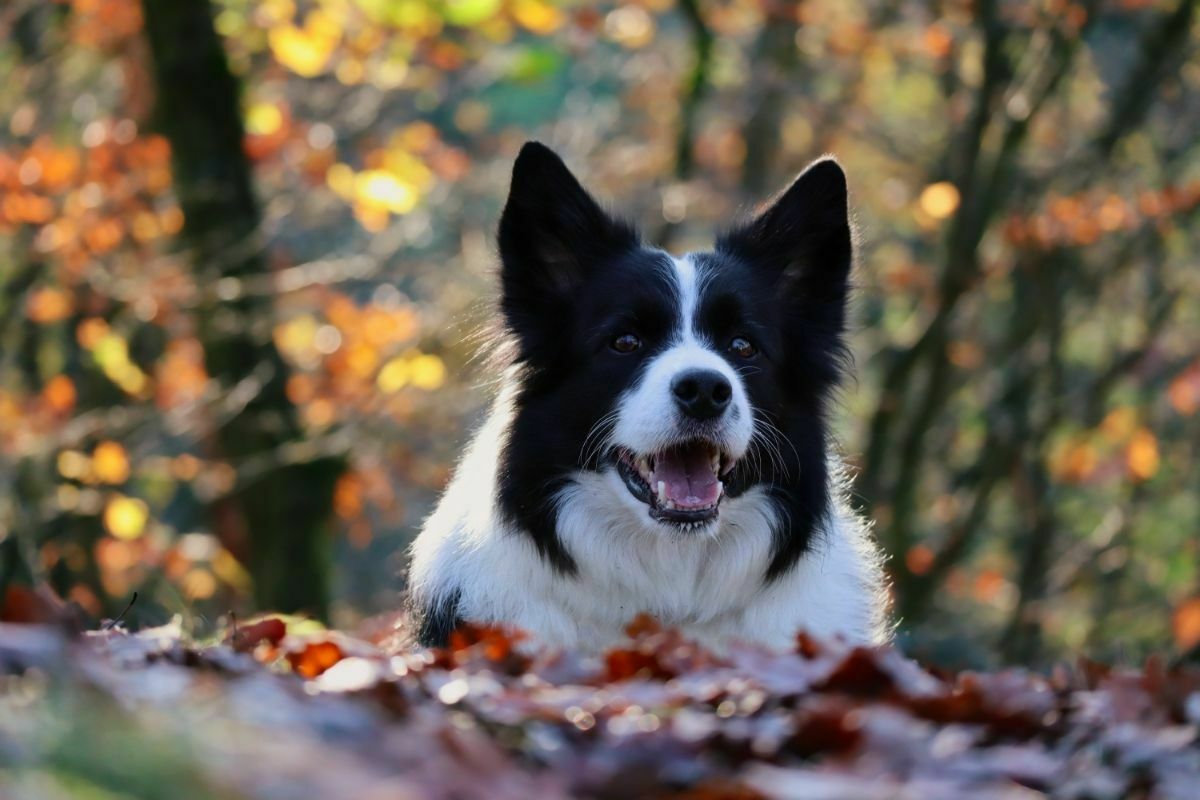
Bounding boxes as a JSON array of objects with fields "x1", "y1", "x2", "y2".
[{"x1": 407, "y1": 395, "x2": 889, "y2": 652}]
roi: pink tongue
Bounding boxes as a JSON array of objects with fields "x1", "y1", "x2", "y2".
[{"x1": 653, "y1": 445, "x2": 720, "y2": 508}]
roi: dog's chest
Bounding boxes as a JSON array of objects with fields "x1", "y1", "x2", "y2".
[
  {"x1": 572, "y1": 543, "x2": 733, "y2": 626},
  {"x1": 550, "y1": 478, "x2": 779, "y2": 632}
]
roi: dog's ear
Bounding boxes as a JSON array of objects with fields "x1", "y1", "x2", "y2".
[
  {"x1": 498, "y1": 142, "x2": 637, "y2": 328},
  {"x1": 717, "y1": 157, "x2": 852, "y2": 306}
]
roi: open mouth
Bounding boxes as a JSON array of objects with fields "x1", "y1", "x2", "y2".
[{"x1": 614, "y1": 441, "x2": 735, "y2": 527}]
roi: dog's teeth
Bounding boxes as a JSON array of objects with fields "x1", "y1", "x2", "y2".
[{"x1": 658, "y1": 485, "x2": 676, "y2": 510}]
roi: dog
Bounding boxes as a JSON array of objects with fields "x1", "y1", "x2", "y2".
[{"x1": 406, "y1": 142, "x2": 888, "y2": 652}]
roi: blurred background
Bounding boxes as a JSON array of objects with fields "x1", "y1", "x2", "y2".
[{"x1": 0, "y1": 0, "x2": 1196, "y2": 668}]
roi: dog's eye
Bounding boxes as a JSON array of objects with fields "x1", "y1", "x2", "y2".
[
  {"x1": 611, "y1": 333, "x2": 641, "y2": 354},
  {"x1": 729, "y1": 336, "x2": 757, "y2": 359}
]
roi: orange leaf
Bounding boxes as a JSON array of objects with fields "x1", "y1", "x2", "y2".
[
  {"x1": 287, "y1": 639, "x2": 345, "y2": 678},
  {"x1": 921, "y1": 23, "x2": 953, "y2": 59},
  {"x1": 445, "y1": 624, "x2": 527, "y2": 669},
  {"x1": 1125, "y1": 428, "x2": 1160, "y2": 482},
  {"x1": 333, "y1": 472, "x2": 364, "y2": 519},
  {"x1": 26, "y1": 287, "x2": 72, "y2": 324},
  {"x1": 625, "y1": 612, "x2": 662, "y2": 638},
  {"x1": 1100, "y1": 406, "x2": 1139, "y2": 442},
  {"x1": 1050, "y1": 438, "x2": 1098, "y2": 483},
  {"x1": 230, "y1": 617, "x2": 287, "y2": 653},
  {"x1": 1168, "y1": 363, "x2": 1200, "y2": 417},
  {"x1": 906, "y1": 544, "x2": 934, "y2": 576},
  {"x1": 1172, "y1": 597, "x2": 1200, "y2": 652},
  {"x1": 918, "y1": 181, "x2": 960, "y2": 220},
  {"x1": 1, "y1": 584, "x2": 70, "y2": 625},
  {"x1": 41, "y1": 375, "x2": 77, "y2": 415},
  {"x1": 92, "y1": 441, "x2": 131, "y2": 484}
]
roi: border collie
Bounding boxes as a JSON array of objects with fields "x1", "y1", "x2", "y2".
[{"x1": 407, "y1": 142, "x2": 887, "y2": 652}]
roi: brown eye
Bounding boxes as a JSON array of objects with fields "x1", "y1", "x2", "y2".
[
  {"x1": 729, "y1": 336, "x2": 757, "y2": 359},
  {"x1": 611, "y1": 333, "x2": 641, "y2": 354}
]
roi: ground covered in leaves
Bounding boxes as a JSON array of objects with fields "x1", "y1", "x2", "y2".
[{"x1": 2, "y1": 617, "x2": 1199, "y2": 799}]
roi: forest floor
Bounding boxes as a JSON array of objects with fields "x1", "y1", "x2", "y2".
[{"x1": 1, "y1": 613, "x2": 1199, "y2": 799}]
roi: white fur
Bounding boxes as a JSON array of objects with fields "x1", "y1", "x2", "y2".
[
  {"x1": 408, "y1": 386, "x2": 888, "y2": 651},
  {"x1": 407, "y1": 252, "x2": 889, "y2": 652},
  {"x1": 611, "y1": 255, "x2": 754, "y2": 466}
]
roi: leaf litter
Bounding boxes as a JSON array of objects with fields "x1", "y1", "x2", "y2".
[{"x1": 2, "y1": 614, "x2": 1199, "y2": 799}]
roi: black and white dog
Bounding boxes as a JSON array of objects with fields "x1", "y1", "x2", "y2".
[{"x1": 407, "y1": 142, "x2": 887, "y2": 651}]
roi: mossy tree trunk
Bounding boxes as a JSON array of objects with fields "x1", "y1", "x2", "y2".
[{"x1": 140, "y1": 0, "x2": 343, "y2": 618}]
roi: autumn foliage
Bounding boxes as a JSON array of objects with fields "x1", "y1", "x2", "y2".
[
  {"x1": 1, "y1": 0, "x2": 1198, "y2": 685},
  {"x1": 2, "y1": 0, "x2": 1199, "y2": 794},
  {"x1": 4, "y1": 616, "x2": 1200, "y2": 798}
]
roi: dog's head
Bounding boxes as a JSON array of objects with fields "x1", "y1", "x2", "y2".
[{"x1": 496, "y1": 142, "x2": 852, "y2": 574}]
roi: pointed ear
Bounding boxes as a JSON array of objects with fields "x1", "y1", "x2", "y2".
[
  {"x1": 497, "y1": 142, "x2": 637, "y2": 328},
  {"x1": 717, "y1": 157, "x2": 852, "y2": 303}
]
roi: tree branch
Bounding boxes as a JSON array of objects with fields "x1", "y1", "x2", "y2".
[{"x1": 656, "y1": 0, "x2": 713, "y2": 249}]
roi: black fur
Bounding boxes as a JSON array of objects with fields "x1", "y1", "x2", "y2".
[
  {"x1": 413, "y1": 588, "x2": 463, "y2": 648},
  {"x1": 711, "y1": 160, "x2": 854, "y2": 576},
  {"x1": 483, "y1": 143, "x2": 850, "y2": 585},
  {"x1": 494, "y1": 143, "x2": 678, "y2": 574}
]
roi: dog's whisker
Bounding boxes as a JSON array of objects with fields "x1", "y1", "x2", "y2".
[
  {"x1": 579, "y1": 409, "x2": 621, "y2": 467},
  {"x1": 753, "y1": 432, "x2": 786, "y2": 480},
  {"x1": 408, "y1": 142, "x2": 885, "y2": 654},
  {"x1": 750, "y1": 410, "x2": 795, "y2": 480},
  {"x1": 761, "y1": 426, "x2": 788, "y2": 475}
]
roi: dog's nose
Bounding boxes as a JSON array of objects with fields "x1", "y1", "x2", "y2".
[{"x1": 671, "y1": 369, "x2": 732, "y2": 421}]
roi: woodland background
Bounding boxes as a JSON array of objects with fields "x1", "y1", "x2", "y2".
[{"x1": 0, "y1": 0, "x2": 1198, "y2": 671}]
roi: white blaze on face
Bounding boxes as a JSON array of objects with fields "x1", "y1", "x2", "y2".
[{"x1": 610, "y1": 253, "x2": 754, "y2": 462}]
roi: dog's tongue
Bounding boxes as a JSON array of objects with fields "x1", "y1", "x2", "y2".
[{"x1": 654, "y1": 443, "x2": 720, "y2": 508}]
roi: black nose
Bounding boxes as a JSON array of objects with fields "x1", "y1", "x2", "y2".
[{"x1": 671, "y1": 369, "x2": 732, "y2": 421}]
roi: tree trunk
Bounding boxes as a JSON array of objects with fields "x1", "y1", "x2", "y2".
[{"x1": 140, "y1": 0, "x2": 343, "y2": 618}]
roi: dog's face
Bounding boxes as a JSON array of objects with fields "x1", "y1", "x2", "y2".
[{"x1": 496, "y1": 143, "x2": 852, "y2": 574}]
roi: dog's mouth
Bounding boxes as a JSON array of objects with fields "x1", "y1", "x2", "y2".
[{"x1": 614, "y1": 441, "x2": 735, "y2": 527}]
